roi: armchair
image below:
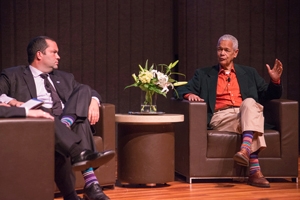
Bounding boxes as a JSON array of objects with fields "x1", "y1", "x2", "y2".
[{"x1": 170, "y1": 99, "x2": 298, "y2": 183}]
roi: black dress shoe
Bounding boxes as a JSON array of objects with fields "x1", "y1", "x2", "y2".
[
  {"x1": 83, "y1": 183, "x2": 110, "y2": 200},
  {"x1": 72, "y1": 150, "x2": 115, "y2": 171},
  {"x1": 89, "y1": 150, "x2": 115, "y2": 169},
  {"x1": 71, "y1": 150, "x2": 99, "y2": 171}
]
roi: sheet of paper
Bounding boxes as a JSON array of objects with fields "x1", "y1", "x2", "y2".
[{"x1": 20, "y1": 99, "x2": 43, "y2": 109}]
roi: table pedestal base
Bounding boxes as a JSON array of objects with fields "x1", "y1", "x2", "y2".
[{"x1": 117, "y1": 123, "x2": 174, "y2": 184}]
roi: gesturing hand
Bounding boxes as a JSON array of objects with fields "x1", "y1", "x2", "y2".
[{"x1": 266, "y1": 59, "x2": 283, "y2": 82}]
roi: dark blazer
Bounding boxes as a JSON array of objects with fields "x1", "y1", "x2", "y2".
[
  {"x1": 176, "y1": 64, "x2": 283, "y2": 124},
  {"x1": 0, "y1": 65, "x2": 101, "y2": 105},
  {"x1": 0, "y1": 106, "x2": 26, "y2": 118}
]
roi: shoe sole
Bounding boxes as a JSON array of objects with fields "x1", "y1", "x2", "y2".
[
  {"x1": 72, "y1": 161, "x2": 90, "y2": 171},
  {"x1": 72, "y1": 151, "x2": 115, "y2": 171},
  {"x1": 233, "y1": 153, "x2": 249, "y2": 167},
  {"x1": 247, "y1": 181, "x2": 270, "y2": 188},
  {"x1": 89, "y1": 151, "x2": 115, "y2": 169}
]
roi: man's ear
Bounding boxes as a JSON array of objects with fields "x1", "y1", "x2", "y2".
[
  {"x1": 234, "y1": 49, "x2": 239, "y2": 58},
  {"x1": 36, "y1": 51, "x2": 43, "y2": 60}
]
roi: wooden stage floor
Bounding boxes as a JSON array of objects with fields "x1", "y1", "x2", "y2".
[{"x1": 54, "y1": 157, "x2": 300, "y2": 200}]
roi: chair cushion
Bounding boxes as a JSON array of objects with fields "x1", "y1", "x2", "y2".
[{"x1": 206, "y1": 130, "x2": 280, "y2": 158}]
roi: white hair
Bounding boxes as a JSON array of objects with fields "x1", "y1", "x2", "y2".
[{"x1": 217, "y1": 34, "x2": 239, "y2": 50}]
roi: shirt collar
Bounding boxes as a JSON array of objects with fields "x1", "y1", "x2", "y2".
[
  {"x1": 29, "y1": 65, "x2": 45, "y2": 78},
  {"x1": 218, "y1": 65, "x2": 236, "y2": 75}
]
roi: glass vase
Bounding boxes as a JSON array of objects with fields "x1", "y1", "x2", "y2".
[{"x1": 140, "y1": 90, "x2": 157, "y2": 113}]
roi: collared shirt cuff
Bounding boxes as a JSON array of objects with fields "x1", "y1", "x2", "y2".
[
  {"x1": 272, "y1": 79, "x2": 281, "y2": 85},
  {"x1": 0, "y1": 94, "x2": 14, "y2": 103},
  {"x1": 24, "y1": 107, "x2": 29, "y2": 116},
  {"x1": 92, "y1": 96, "x2": 101, "y2": 107}
]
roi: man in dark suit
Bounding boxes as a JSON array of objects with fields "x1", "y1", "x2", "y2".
[
  {"x1": 0, "y1": 36, "x2": 114, "y2": 200},
  {"x1": 175, "y1": 34, "x2": 283, "y2": 188}
]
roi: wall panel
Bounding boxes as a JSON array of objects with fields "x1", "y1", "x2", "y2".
[
  {"x1": 118, "y1": 0, "x2": 131, "y2": 113},
  {"x1": 94, "y1": 0, "x2": 108, "y2": 103},
  {"x1": 287, "y1": 1, "x2": 300, "y2": 101}
]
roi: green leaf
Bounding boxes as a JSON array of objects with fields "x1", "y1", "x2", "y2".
[
  {"x1": 168, "y1": 78, "x2": 176, "y2": 83},
  {"x1": 173, "y1": 88, "x2": 179, "y2": 98},
  {"x1": 170, "y1": 72, "x2": 186, "y2": 77},
  {"x1": 144, "y1": 59, "x2": 149, "y2": 70},
  {"x1": 139, "y1": 64, "x2": 144, "y2": 71},
  {"x1": 124, "y1": 83, "x2": 138, "y2": 89},
  {"x1": 149, "y1": 63, "x2": 154, "y2": 71},
  {"x1": 169, "y1": 60, "x2": 179, "y2": 70}
]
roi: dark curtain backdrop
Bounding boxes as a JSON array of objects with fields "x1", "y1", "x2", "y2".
[{"x1": 1, "y1": 0, "x2": 300, "y2": 115}]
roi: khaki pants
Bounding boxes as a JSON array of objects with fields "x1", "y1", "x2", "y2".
[{"x1": 210, "y1": 98, "x2": 266, "y2": 153}]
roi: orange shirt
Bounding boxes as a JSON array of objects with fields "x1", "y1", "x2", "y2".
[{"x1": 214, "y1": 67, "x2": 242, "y2": 111}]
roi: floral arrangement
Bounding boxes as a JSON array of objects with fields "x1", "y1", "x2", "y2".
[{"x1": 125, "y1": 60, "x2": 187, "y2": 112}]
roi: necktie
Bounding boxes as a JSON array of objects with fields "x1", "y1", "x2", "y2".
[{"x1": 40, "y1": 73, "x2": 63, "y2": 115}]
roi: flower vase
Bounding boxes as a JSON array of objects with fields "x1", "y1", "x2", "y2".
[{"x1": 141, "y1": 90, "x2": 157, "y2": 113}]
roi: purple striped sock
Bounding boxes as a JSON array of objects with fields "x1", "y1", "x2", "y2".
[
  {"x1": 249, "y1": 152, "x2": 261, "y2": 175},
  {"x1": 241, "y1": 131, "x2": 253, "y2": 155},
  {"x1": 82, "y1": 167, "x2": 99, "y2": 187},
  {"x1": 61, "y1": 115, "x2": 75, "y2": 127}
]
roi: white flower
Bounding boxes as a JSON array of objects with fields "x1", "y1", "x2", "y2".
[{"x1": 152, "y1": 70, "x2": 173, "y2": 93}]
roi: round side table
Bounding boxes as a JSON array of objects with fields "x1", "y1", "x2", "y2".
[{"x1": 115, "y1": 114, "x2": 184, "y2": 185}]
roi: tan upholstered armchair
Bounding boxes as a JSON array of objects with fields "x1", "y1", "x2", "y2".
[{"x1": 170, "y1": 99, "x2": 298, "y2": 183}]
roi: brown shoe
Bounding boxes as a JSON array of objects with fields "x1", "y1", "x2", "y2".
[
  {"x1": 247, "y1": 170, "x2": 270, "y2": 188},
  {"x1": 233, "y1": 148, "x2": 249, "y2": 166}
]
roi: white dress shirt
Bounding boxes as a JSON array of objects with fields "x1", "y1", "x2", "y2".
[{"x1": 29, "y1": 65, "x2": 61, "y2": 109}]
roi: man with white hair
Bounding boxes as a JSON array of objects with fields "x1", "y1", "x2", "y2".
[{"x1": 175, "y1": 34, "x2": 283, "y2": 188}]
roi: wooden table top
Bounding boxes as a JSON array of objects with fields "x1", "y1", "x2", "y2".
[{"x1": 115, "y1": 113, "x2": 184, "y2": 123}]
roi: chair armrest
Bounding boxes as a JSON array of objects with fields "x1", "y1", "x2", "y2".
[
  {"x1": 263, "y1": 99, "x2": 298, "y2": 159},
  {"x1": 170, "y1": 99, "x2": 207, "y2": 175},
  {"x1": 93, "y1": 103, "x2": 116, "y2": 151},
  {"x1": 264, "y1": 99, "x2": 298, "y2": 131}
]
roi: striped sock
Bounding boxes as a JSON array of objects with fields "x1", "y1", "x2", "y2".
[
  {"x1": 249, "y1": 152, "x2": 261, "y2": 175},
  {"x1": 82, "y1": 167, "x2": 99, "y2": 188},
  {"x1": 241, "y1": 131, "x2": 253, "y2": 156},
  {"x1": 61, "y1": 115, "x2": 76, "y2": 127}
]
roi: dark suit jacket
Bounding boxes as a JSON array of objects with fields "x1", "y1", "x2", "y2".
[
  {"x1": 176, "y1": 64, "x2": 283, "y2": 124},
  {"x1": 0, "y1": 106, "x2": 26, "y2": 118},
  {"x1": 0, "y1": 65, "x2": 101, "y2": 107}
]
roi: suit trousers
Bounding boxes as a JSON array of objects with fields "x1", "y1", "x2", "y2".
[
  {"x1": 54, "y1": 84, "x2": 96, "y2": 156},
  {"x1": 210, "y1": 98, "x2": 266, "y2": 153}
]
